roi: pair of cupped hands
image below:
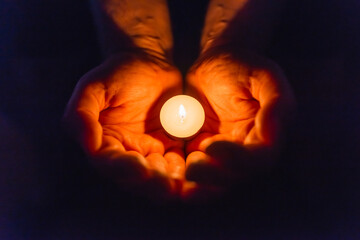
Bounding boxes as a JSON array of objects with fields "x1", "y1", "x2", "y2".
[{"x1": 64, "y1": 46, "x2": 294, "y2": 202}]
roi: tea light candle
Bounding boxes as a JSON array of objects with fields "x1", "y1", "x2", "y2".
[{"x1": 160, "y1": 95, "x2": 205, "y2": 138}]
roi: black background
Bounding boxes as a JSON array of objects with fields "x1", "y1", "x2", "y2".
[{"x1": 1, "y1": 0, "x2": 360, "y2": 239}]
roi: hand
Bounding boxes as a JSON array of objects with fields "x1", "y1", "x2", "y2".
[
  {"x1": 63, "y1": 52, "x2": 185, "y2": 201},
  {"x1": 183, "y1": 48, "x2": 295, "y2": 199}
]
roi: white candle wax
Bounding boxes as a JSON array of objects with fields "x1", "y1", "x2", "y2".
[{"x1": 160, "y1": 95, "x2": 205, "y2": 138}]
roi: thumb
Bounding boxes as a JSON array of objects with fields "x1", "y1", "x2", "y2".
[{"x1": 63, "y1": 82, "x2": 105, "y2": 155}]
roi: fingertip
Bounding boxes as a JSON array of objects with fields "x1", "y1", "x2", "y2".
[
  {"x1": 62, "y1": 108, "x2": 102, "y2": 154},
  {"x1": 185, "y1": 132, "x2": 214, "y2": 154},
  {"x1": 185, "y1": 161, "x2": 228, "y2": 186},
  {"x1": 196, "y1": 134, "x2": 233, "y2": 153},
  {"x1": 63, "y1": 83, "x2": 105, "y2": 155},
  {"x1": 148, "y1": 130, "x2": 183, "y2": 154},
  {"x1": 146, "y1": 152, "x2": 184, "y2": 198},
  {"x1": 205, "y1": 141, "x2": 265, "y2": 178},
  {"x1": 205, "y1": 141, "x2": 249, "y2": 165},
  {"x1": 126, "y1": 150, "x2": 149, "y2": 168},
  {"x1": 253, "y1": 100, "x2": 283, "y2": 147},
  {"x1": 205, "y1": 140, "x2": 233, "y2": 157},
  {"x1": 146, "y1": 153, "x2": 168, "y2": 175},
  {"x1": 165, "y1": 147, "x2": 185, "y2": 159},
  {"x1": 185, "y1": 151, "x2": 225, "y2": 185},
  {"x1": 115, "y1": 152, "x2": 150, "y2": 181},
  {"x1": 164, "y1": 148, "x2": 185, "y2": 180},
  {"x1": 92, "y1": 150, "x2": 151, "y2": 187},
  {"x1": 185, "y1": 151, "x2": 209, "y2": 168},
  {"x1": 185, "y1": 151, "x2": 210, "y2": 181},
  {"x1": 143, "y1": 170, "x2": 177, "y2": 202},
  {"x1": 185, "y1": 161, "x2": 217, "y2": 183},
  {"x1": 254, "y1": 63, "x2": 296, "y2": 147}
]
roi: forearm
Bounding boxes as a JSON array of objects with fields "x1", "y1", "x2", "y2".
[
  {"x1": 200, "y1": 0, "x2": 285, "y2": 54},
  {"x1": 91, "y1": 0, "x2": 173, "y2": 60}
]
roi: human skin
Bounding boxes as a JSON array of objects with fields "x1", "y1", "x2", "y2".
[
  {"x1": 64, "y1": 0, "x2": 185, "y2": 200},
  {"x1": 64, "y1": 0, "x2": 294, "y2": 201},
  {"x1": 182, "y1": 0, "x2": 295, "y2": 199}
]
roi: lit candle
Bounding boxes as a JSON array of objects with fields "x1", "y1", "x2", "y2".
[{"x1": 160, "y1": 95, "x2": 205, "y2": 138}]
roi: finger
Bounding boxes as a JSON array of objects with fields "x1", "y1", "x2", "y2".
[
  {"x1": 100, "y1": 134, "x2": 126, "y2": 153},
  {"x1": 186, "y1": 151, "x2": 210, "y2": 167},
  {"x1": 147, "y1": 151, "x2": 185, "y2": 197},
  {"x1": 101, "y1": 126, "x2": 165, "y2": 157},
  {"x1": 146, "y1": 153, "x2": 168, "y2": 175},
  {"x1": 206, "y1": 141, "x2": 275, "y2": 177},
  {"x1": 185, "y1": 151, "x2": 229, "y2": 186},
  {"x1": 186, "y1": 132, "x2": 234, "y2": 154},
  {"x1": 63, "y1": 82, "x2": 105, "y2": 154},
  {"x1": 245, "y1": 97, "x2": 297, "y2": 147},
  {"x1": 186, "y1": 132, "x2": 214, "y2": 154},
  {"x1": 248, "y1": 66, "x2": 295, "y2": 146},
  {"x1": 92, "y1": 150, "x2": 150, "y2": 186},
  {"x1": 147, "y1": 129, "x2": 184, "y2": 154},
  {"x1": 206, "y1": 141, "x2": 249, "y2": 168},
  {"x1": 164, "y1": 148, "x2": 185, "y2": 179},
  {"x1": 145, "y1": 153, "x2": 180, "y2": 200},
  {"x1": 142, "y1": 171, "x2": 177, "y2": 202}
]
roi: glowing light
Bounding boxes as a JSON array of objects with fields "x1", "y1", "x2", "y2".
[
  {"x1": 160, "y1": 95, "x2": 205, "y2": 138},
  {"x1": 179, "y1": 104, "x2": 186, "y2": 123}
]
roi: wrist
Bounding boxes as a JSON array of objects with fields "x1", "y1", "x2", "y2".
[
  {"x1": 195, "y1": 44, "x2": 252, "y2": 66},
  {"x1": 105, "y1": 50, "x2": 175, "y2": 71},
  {"x1": 95, "y1": 0, "x2": 173, "y2": 60}
]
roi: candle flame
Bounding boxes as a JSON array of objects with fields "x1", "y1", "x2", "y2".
[{"x1": 179, "y1": 104, "x2": 186, "y2": 123}]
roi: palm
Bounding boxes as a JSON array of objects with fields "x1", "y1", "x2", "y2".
[
  {"x1": 97, "y1": 58, "x2": 181, "y2": 157},
  {"x1": 187, "y1": 52, "x2": 279, "y2": 151},
  {"x1": 65, "y1": 53, "x2": 185, "y2": 198},
  {"x1": 182, "y1": 50, "x2": 294, "y2": 193},
  {"x1": 188, "y1": 59, "x2": 259, "y2": 149}
]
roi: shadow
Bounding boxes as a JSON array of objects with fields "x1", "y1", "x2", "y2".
[
  {"x1": 90, "y1": 0, "x2": 139, "y2": 57},
  {"x1": 185, "y1": 0, "x2": 360, "y2": 236},
  {"x1": 1, "y1": 0, "x2": 360, "y2": 239},
  {"x1": 168, "y1": 0, "x2": 209, "y2": 74},
  {"x1": 205, "y1": 0, "x2": 286, "y2": 53},
  {"x1": 144, "y1": 84, "x2": 182, "y2": 141}
]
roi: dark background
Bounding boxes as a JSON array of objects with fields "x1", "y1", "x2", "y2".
[{"x1": 1, "y1": 0, "x2": 360, "y2": 239}]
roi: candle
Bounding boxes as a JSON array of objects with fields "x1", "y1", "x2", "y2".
[{"x1": 160, "y1": 95, "x2": 205, "y2": 138}]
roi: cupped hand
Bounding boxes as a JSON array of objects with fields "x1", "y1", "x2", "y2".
[
  {"x1": 183, "y1": 48, "x2": 295, "y2": 199},
  {"x1": 63, "y1": 52, "x2": 185, "y2": 201}
]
